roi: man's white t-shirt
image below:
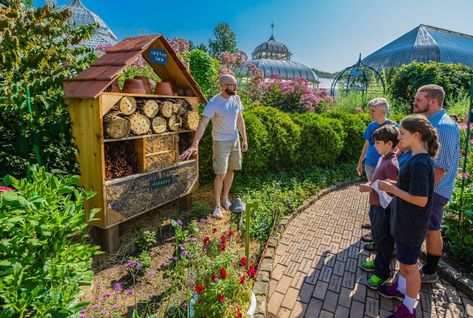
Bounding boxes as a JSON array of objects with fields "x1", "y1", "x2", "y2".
[{"x1": 202, "y1": 94, "x2": 243, "y2": 141}]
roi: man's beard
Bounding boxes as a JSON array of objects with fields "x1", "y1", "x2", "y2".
[
  {"x1": 413, "y1": 104, "x2": 428, "y2": 114},
  {"x1": 225, "y1": 88, "x2": 236, "y2": 96}
]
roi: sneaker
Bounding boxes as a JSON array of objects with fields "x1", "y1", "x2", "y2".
[
  {"x1": 361, "y1": 232, "x2": 373, "y2": 242},
  {"x1": 387, "y1": 304, "x2": 415, "y2": 318},
  {"x1": 378, "y1": 282, "x2": 405, "y2": 301},
  {"x1": 361, "y1": 223, "x2": 372, "y2": 229},
  {"x1": 213, "y1": 205, "x2": 223, "y2": 219},
  {"x1": 367, "y1": 274, "x2": 388, "y2": 290},
  {"x1": 420, "y1": 270, "x2": 439, "y2": 284},
  {"x1": 364, "y1": 242, "x2": 377, "y2": 251},
  {"x1": 221, "y1": 198, "x2": 231, "y2": 211},
  {"x1": 230, "y1": 197, "x2": 246, "y2": 214},
  {"x1": 359, "y1": 259, "x2": 375, "y2": 272}
]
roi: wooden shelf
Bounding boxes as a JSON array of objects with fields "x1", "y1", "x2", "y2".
[
  {"x1": 102, "y1": 92, "x2": 197, "y2": 99},
  {"x1": 105, "y1": 159, "x2": 197, "y2": 185},
  {"x1": 104, "y1": 130, "x2": 195, "y2": 142}
]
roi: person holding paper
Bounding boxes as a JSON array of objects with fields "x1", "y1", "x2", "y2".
[{"x1": 358, "y1": 125, "x2": 399, "y2": 290}]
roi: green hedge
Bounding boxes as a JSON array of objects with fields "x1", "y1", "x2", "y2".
[
  {"x1": 292, "y1": 113, "x2": 345, "y2": 167},
  {"x1": 323, "y1": 112, "x2": 365, "y2": 161},
  {"x1": 240, "y1": 112, "x2": 272, "y2": 176},
  {"x1": 250, "y1": 106, "x2": 301, "y2": 170}
]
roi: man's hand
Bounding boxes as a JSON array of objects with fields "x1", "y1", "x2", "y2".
[
  {"x1": 180, "y1": 145, "x2": 198, "y2": 161},
  {"x1": 358, "y1": 183, "x2": 371, "y2": 192},
  {"x1": 242, "y1": 139, "x2": 248, "y2": 152},
  {"x1": 356, "y1": 162, "x2": 363, "y2": 176}
]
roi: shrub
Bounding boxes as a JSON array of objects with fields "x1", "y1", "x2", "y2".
[
  {"x1": 292, "y1": 113, "x2": 345, "y2": 167},
  {"x1": 0, "y1": 165, "x2": 99, "y2": 317},
  {"x1": 250, "y1": 106, "x2": 301, "y2": 169},
  {"x1": 184, "y1": 49, "x2": 221, "y2": 99},
  {"x1": 389, "y1": 62, "x2": 473, "y2": 106},
  {"x1": 354, "y1": 112, "x2": 372, "y2": 126},
  {"x1": 323, "y1": 112, "x2": 366, "y2": 161},
  {"x1": 389, "y1": 113, "x2": 405, "y2": 124},
  {"x1": 240, "y1": 112, "x2": 272, "y2": 176}
]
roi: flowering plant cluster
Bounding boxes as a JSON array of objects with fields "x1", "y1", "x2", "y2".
[
  {"x1": 257, "y1": 74, "x2": 334, "y2": 112},
  {"x1": 162, "y1": 221, "x2": 256, "y2": 318}
]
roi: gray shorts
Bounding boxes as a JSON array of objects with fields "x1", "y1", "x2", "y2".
[
  {"x1": 428, "y1": 193, "x2": 449, "y2": 231},
  {"x1": 365, "y1": 165, "x2": 375, "y2": 181}
]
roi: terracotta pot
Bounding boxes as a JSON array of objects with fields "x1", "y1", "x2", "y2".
[
  {"x1": 185, "y1": 88, "x2": 195, "y2": 97},
  {"x1": 123, "y1": 79, "x2": 147, "y2": 94},
  {"x1": 175, "y1": 88, "x2": 185, "y2": 96},
  {"x1": 155, "y1": 82, "x2": 173, "y2": 96},
  {"x1": 134, "y1": 76, "x2": 152, "y2": 94}
]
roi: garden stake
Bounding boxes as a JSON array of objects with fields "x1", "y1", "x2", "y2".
[
  {"x1": 458, "y1": 77, "x2": 473, "y2": 231},
  {"x1": 245, "y1": 201, "x2": 258, "y2": 270}
]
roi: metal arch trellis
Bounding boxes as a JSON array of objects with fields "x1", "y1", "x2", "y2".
[{"x1": 330, "y1": 54, "x2": 385, "y2": 97}]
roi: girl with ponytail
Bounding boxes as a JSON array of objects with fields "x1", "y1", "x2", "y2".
[{"x1": 376, "y1": 115, "x2": 439, "y2": 318}]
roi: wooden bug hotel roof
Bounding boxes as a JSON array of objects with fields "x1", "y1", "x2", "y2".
[{"x1": 64, "y1": 34, "x2": 207, "y2": 103}]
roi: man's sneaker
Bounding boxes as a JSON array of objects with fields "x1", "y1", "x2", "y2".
[
  {"x1": 387, "y1": 304, "x2": 415, "y2": 318},
  {"x1": 420, "y1": 270, "x2": 439, "y2": 284},
  {"x1": 213, "y1": 205, "x2": 223, "y2": 219},
  {"x1": 364, "y1": 242, "x2": 377, "y2": 251},
  {"x1": 367, "y1": 274, "x2": 388, "y2": 290},
  {"x1": 378, "y1": 282, "x2": 405, "y2": 301},
  {"x1": 222, "y1": 198, "x2": 231, "y2": 211},
  {"x1": 359, "y1": 259, "x2": 375, "y2": 272}
]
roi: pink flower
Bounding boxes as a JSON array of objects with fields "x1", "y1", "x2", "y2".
[{"x1": 0, "y1": 186, "x2": 13, "y2": 192}]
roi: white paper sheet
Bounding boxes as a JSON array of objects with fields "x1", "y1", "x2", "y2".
[{"x1": 371, "y1": 179, "x2": 393, "y2": 209}]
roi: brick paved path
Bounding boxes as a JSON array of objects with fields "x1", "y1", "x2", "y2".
[{"x1": 267, "y1": 185, "x2": 472, "y2": 318}]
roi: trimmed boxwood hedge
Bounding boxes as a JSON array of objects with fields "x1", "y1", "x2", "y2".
[{"x1": 323, "y1": 112, "x2": 365, "y2": 161}]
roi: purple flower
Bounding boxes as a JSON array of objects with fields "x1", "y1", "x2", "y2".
[
  {"x1": 181, "y1": 251, "x2": 188, "y2": 257},
  {"x1": 125, "y1": 260, "x2": 137, "y2": 268},
  {"x1": 113, "y1": 282, "x2": 122, "y2": 291},
  {"x1": 179, "y1": 243, "x2": 187, "y2": 249},
  {"x1": 80, "y1": 309, "x2": 87, "y2": 314},
  {"x1": 92, "y1": 304, "x2": 99, "y2": 309},
  {"x1": 79, "y1": 315, "x2": 86, "y2": 318},
  {"x1": 159, "y1": 260, "x2": 169, "y2": 266},
  {"x1": 102, "y1": 291, "x2": 111, "y2": 298},
  {"x1": 136, "y1": 263, "x2": 143, "y2": 270},
  {"x1": 188, "y1": 278, "x2": 195, "y2": 285},
  {"x1": 147, "y1": 270, "x2": 156, "y2": 278},
  {"x1": 198, "y1": 218, "x2": 206, "y2": 223},
  {"x1": 172, "y1": 256, "x2": 178, "y2": 262},
  {"x1": 176, "y1": 219, "x2": 183, "y2": 226},
  {"x1": 126, "y1": 289, "x2": 134, "y2": 296},
  {"x1": 188, "y1": 237, "x2": 197, "y2": 243},
  {"x1": 99, "y1": 309, "x2": 106, "y2": 315},
  {"x1": 112, "y1": 304, "x2": 119, "y2": 309}
]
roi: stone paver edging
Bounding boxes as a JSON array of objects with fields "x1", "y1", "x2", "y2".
[{"x1": 252, "y1": 179, "x2": 361, "y2": 318}]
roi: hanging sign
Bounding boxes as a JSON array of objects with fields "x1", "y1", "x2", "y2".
[
  {"x1": 150, "y1": 176, "x2": 173, "y2": 189},
  {"x1": 150, "y1": 48, "x2": 168, "y2": 64}
]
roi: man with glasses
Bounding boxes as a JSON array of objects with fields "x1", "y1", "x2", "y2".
[{"x1": 180, "y1": 74, "x2": 248, "y2": 219}]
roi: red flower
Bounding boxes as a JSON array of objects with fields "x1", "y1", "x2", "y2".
[
  {"x1": 220, "y1": 235, "x2": 226, "y2": 251},
  {"x1": 237, "y1": 307, "x2": 242, "y2": 318},
  {"x1": 239, "y1": 256, "x2": 248, "y2": 267},
  {"x1": 195, "y1": 285, "x2": 205, "y2": 293},
  {"x1": 212, "y1": 228, "x2": 217, "y2": 233},
  {"x1": 0, "y1": 186, "x2": 13, "y2": 192},
  {"x1": 247, "y1": 263, "x2": 256, "y2": 278},
  {"x1": 240, "y1": 275, "x2": 246, "y2": 284},
  {"x1": 218, "y1": 294, "x2": 225, "y2": 302},
  {"x1": 203, "y1": 236, "x2": 210, "y2": 245},
  {"x1": 220, "y1": 267, "x2": 227, "y2": 280},
  {"x1": 220, "y1": 242, "x2": 226, "y2": 251},
  {"x1": 226, "y1": 230, "x2": 234, "y2": 237},
  {"x1": 212, "y1": 273, "x2": 218, "y2": 283}
]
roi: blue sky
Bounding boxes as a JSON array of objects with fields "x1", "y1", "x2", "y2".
[{"x1": 37, "y1": 0, "x2": 473, "y2": 72}]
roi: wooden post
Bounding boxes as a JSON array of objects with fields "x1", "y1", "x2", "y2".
[
  {"x1": 178, "y1": 193, "x2": 193, "y2": 212},
  {"x1": 245, "y1": 201, "x2": 258, "y2": 270},
  {"x1": 92, "y1": 225, "x2": 120, "y2": 254}
]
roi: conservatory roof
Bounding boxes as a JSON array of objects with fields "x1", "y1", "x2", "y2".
[
  {"x1": 236, "y1": 59, "x2": 319, "y2": 83},
  {"x1": 60, "y1": 0, "x2": 118, "y2": 49},
  {"x1": 363, "y1": 24, "x2": 473, "y2": 70}
]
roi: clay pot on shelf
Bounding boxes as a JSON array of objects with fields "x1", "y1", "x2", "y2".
[
  {"x1": 134, "y1": 76, "x2": 152, "y2": 94},
  {"x1": 122, "y1": 79, "x2": 147, "y2": 94},
  {"x1": 185, "y1": 88, "x2": 195, "y2": 97},
  {"x1": 107, "y1": 79, "x2": 121, "y2": 93},
  {"x1": 175, "y1": 88, "x2": 185, "y2": 96},
  {"x1": 154, "y1": 82, "x2": 174, "y2": 96}
]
